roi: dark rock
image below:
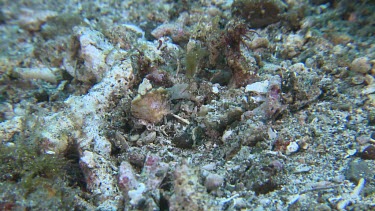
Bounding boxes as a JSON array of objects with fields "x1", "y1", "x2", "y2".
[
  {"x1": 232, "y1": 0, "x2": 287, "y2": 28},
  {"x1": 344, "y1": 160, "x2": 374, "y2": 183},
  {"x1": 172, "y1": 132, "x2": 194, "y2": 149},
  {"x1": 360, "y1": 145, "x2": 375, "y2": 160}
]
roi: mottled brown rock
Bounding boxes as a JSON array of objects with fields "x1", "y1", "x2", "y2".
[
  {"x1": 131, "y1": 88, "x2": 170, "y2": 123},
  {"x1": 232, "y1": 0, "x2": 286, "y2": 28},
  {"x1": 360, "y1": 145, "x2": 375, "y2": 160}
]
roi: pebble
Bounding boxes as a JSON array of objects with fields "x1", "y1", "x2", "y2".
[
  {"x1": 212, "y1": 86, "x2": 219, "y2": 94},
  {"x1": 141, "y1": 131, "x2": 157, "y2": 144},
  {"x1": 172, "y1": 132, "x2": 194, "y2": 149},
  {"x1": 344, "y1": 160, "x2": 373, "y2": 183},
  {"x1": 289, "y1": 62, "x2": 306, "y2": 72},
  {"x1": 138, "y1": 78, "x2": 152, "y2": 95},
  {"x1": 364, "y1": 74, "x2": 374, "y2": 85},
  {"x1": 286, "y1": 141, "x2": 299, "y2": 155},
  {"x1": 362, "y1": 84, "x2": 375, "y2": 95},
  {"x1": 356, "y1": 135, "x2": 371, "y2": 145},
  {"x1": 351, "y1": 57, "x2": 372, "y2": 74},
  {"x1": 360, "y1": 145, "x2": 375, "y2": 160},
  {"x1": 202, "y1": 163, "x2": 216, "y2": 171},
  {"x1": 332, "y1": 175, "x2": 345, "y2": 183},
  {"x1": 250, "y1": 37, "x2": 269, "y2": 49},
  {"x1": 346, "y1": 149, "x2": 357, "y2": 157},
  {"x1": 204, "y1": 173, "x2": 224, "y2": 191},
  {"x1": 294, "y1": 165, "x2": 311, "y2": 173},
  {"x1": 245, "y1": 80, "x2": 269, "y2": 94}
]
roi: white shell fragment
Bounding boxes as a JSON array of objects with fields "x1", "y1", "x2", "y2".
[
  {"x1": 13, "y1": 67, "x2": 62, "y2": 84},
  {"x1": 286, "y1": 141, "x2": 299, "y2": 155},
  {"x1": 212, "y1": 86, "x2": 220, "y2": 94},
  {"x1": 245, "y1": 80, "x2": 269, "y2": 94},
  {"x1": 138, "y1": 78, "x2": 153, "y2": 95}
]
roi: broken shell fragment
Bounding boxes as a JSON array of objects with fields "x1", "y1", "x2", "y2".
[{"x1": 131, "y1": 88, "x2": 170, "y2": 123}]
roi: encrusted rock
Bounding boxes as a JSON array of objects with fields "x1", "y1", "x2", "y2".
[
  {"x1": 142, "y1": 154, "x2": 169, "y2": 189},
  {"x1": 118, "y1": 161, "x2": 139, "y2": 194},
  {"x1": 282, "y1": 34, "x2": 305, "y2": 58},
  {"x1": 64, "y1": 27, "x2": 116, "y2": 82},
  {"x1": 131, "y1": 88, "x2": 170, "y2": 123},
  {"x1": 282, "y1": 64, "x2": 322, "y2": 111},
  {"x1": 0, "y1": 117, "x2": 24, "y2": 142},
  {"x1": 169, "y1": 161, "x2": 219, "y2": 210}
]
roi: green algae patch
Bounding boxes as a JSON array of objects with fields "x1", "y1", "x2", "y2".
[{"x1": 0, "y1": 142, "x2": 79, "y2": 209}]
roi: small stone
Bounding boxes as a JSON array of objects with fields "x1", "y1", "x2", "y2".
[
  {"x1": 332, "y1": 175, "x2": 345, "y2": 183},
  {"x1": 371, "y1": 132, "x2": 375, "y2": 139},
  {"x1": 138, "y1": 78, "x2": 152, "y2": 95},
  {"x1": 207, "y1": 6, "x2": 221, "y2": 16},
  {"x1": 298, "y1": 141, "x2": 310, "y2": 150},
  {"x1": 233, "y1": 198, "x2": 247, "y2": 209},
  {"x1": 245, "y1": 80, "x2": 269, "y2": 94},
  {"x1": 351, "y1": 57, "x2": 372, "y2": 74},
  {"x1": 283, "y1": 34, "x2": 305, "y2": 58},
  {"x1": 344, "y1": 160, "x2": 374, "y2": 183},
  {"x1": 351, "y1": 75, "x2": 365, "y2": 85},
  {"x1": 360, "y1": 145, "x2": 375, "y2": 160},
  {"x1": 141, "y1": 131, "x2": 157, "y2": 144},
  {"x1": 294, "y1": 165, "x2": 311, "y2": 173},
  {"x1": 289, "y1": 63, "x2": 306, "y2": 72},
  {"x1": 356, "y1": 135, "x2": 371, "y2": 145},
  {"x1": 250, "y1": 37, "x2": 269, "y2": 49},
  {"x1": 364, "y1": 74, "x2": 374, "y2": 85},
  {"x1": 130, "y1": 134, "x2": 140, "y2": 142},
  {"x1": 362, "y1": 84, "x2": 375, "y2": 95},
  {"x1": 222, "y1": 130, "x2": 233, "y2": 142},
  {"x1": 267, "y1": 127, "x2": 277, "y2": 140},
  {"x1": 202, "y1": 163, "x2": 216, "y2": 171},
  {"x1": 270, "y1": 160, "x2": 284, "y2": 171},
  {"x1": 204, "y1": 173, "x2": 224, "y2": 192},
  {"x1": 346, "y1": 149, "x2": 357, "y2": 156},
  {"x1": 286, "y1": 141, "x2": 299, "y2": 155},
  {"x1": 172, "y1": 132, "x2": 194, "y2": 149},
  {"x1": 212, "y1": 86, "x2": 219, "y2": 94},
  {"x1": 332, "y1": 45, "x2": 345, "y2": 55},
  {"x1": 118, "y1": 161, "x2": 139, "y2": 193}
]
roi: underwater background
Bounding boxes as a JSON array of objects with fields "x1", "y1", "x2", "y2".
[{"x1": 0, "y1": 0, "x2": 374, "y2": 210}]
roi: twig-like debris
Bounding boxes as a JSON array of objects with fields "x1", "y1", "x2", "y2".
[
  {"x1": 337, "y1": 178, "x2": 366, "y2": 210},
  {"x1": 300, "y1": 184, "x2": 340, "y2": 194},
  {"x1": 171, "y1": 113, "x2": 190, "y2": 125}
]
